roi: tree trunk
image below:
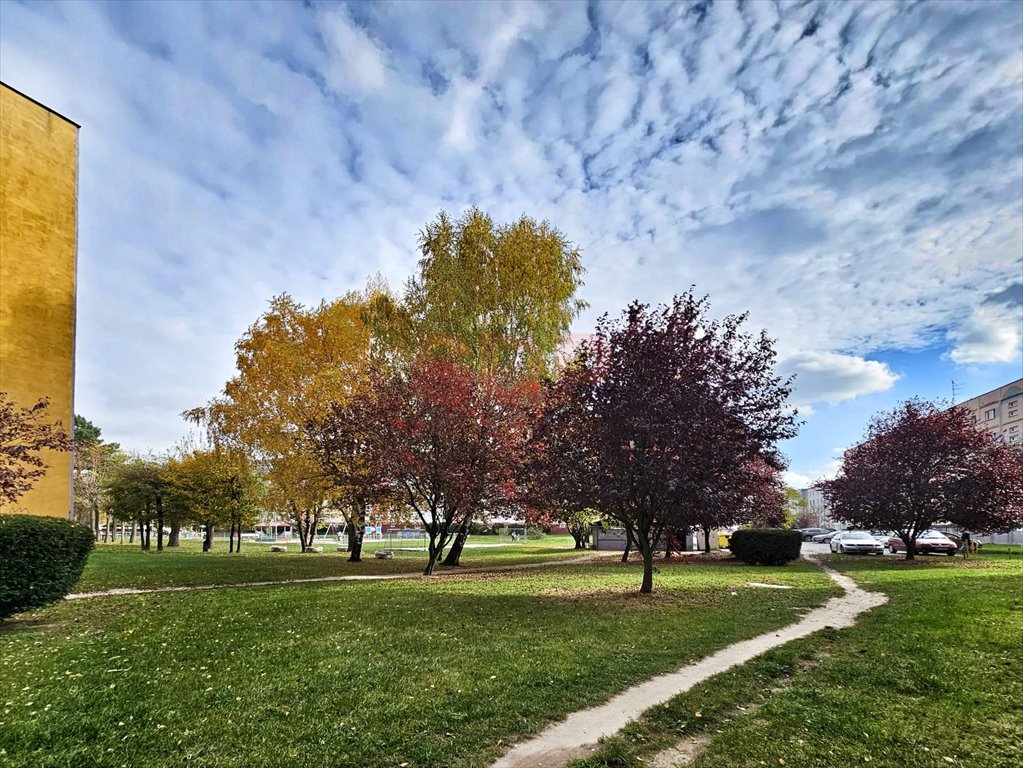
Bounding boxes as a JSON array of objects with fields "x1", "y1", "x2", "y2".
[
  {"x1": 156, "y1": 497, "x2": 165, "y2": 552},
  {"x1": 307, "y1": 512, "x2": 319, "y2": 548},
  {"x1": 203, "y1": 522, "x2": 214, "y2": 552},
  {"x1": 442, "y1": 518, "x2": 471, "y2": 566},
  {"x1": 168, "y1": 521, "x2": 180, "y2": 547},
  {"x1": 144, "y1": 519, "x2": 151, "y2": 551},
  {"x1": 295, "y1": 511, "x2": 306, "y2": 551},
  {"x1": 703, "y1": 525, "x2": 712, "y2": 554},
  {"x1": 905, "y1": 537, "x2": 916, "y2": 560},
  {"x1": 570, "y1": 525, "x2": 587, "y2": 549},
  {"x1": 235, "y1": 517, "x2": 243, "y2": 553},
  {"x1": 621, "y1": 525, "x2": 634, "y2": 563},
  {"x1": 423, "y1": 518, "x2": 451, "y2": 576},
  {"x1": 345, "y1": 513, "x2": 355, "y2": 552},
  {"x1": 92, "y1": 502, "x2": 100, "y2": 540},
  {"x1": 664, "y1": 532, "x2": 673, "y2": 560},
  {"x1": 229, "y1": 521, "x2": 236, "y2": 553},
  {"x1": 424, "y1": 532, "x2": 440, "y2": 576},
  {"x1": 638, "y1": 531, "x2": 654, "y2": 594},
  {"x1": 348, "y1": 507, "x2": 365, "y2": 563}
]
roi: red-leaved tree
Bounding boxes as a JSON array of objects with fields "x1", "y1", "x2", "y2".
[
  {"x1": 536, "y1": 293, "x2": 797, "y2": 593},
  {"x1": 819, "y1": 400, "x2": 1023, "y2": 559},
  {"x1": 322, "y1": 358, "x2": 539, "y2": 575},
  {"x1": 0, "y1": 393, "x2": 72, "y2": 508}
]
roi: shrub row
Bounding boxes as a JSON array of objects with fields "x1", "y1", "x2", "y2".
[
  {"x1": 729, "y1": 528, "x2": 802, "y2": 565},
  {"x1": 0, "y1": 514, "x2": 94, "y2": 620}
]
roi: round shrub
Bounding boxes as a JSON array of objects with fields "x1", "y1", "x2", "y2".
[
  {"x1": 729, "y1": 528, "x2": 802, "y2": 565},
  {"x1": 0, "y1": 514, "x2": 94, "y2": 619}
]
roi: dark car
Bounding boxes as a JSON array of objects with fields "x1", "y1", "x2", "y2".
[
  {"x1": 811, "y1": 530, "x2": 840, "y2": 543},
  {"x1": 799, "y1": 528, "x2": 833, "y2": 541},
  {"x1": 888, "y1": 530, "x2": 958, "y2": 556}
]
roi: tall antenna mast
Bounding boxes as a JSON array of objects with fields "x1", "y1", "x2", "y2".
[{"x1": 951, "y1": 379, "x2": 960, "y2": 405}]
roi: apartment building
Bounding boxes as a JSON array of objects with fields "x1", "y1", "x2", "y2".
[
  {"x1": 959, "y1": 378, "x2": 1023, "y2": 447},
  {"x1": 0, "y1": 82, "x2": 79, "y2": 517}
]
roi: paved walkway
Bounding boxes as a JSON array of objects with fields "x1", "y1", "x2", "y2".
[
  {"x1": 65, "y1": 552, "x2": 610, "y2": 601},
  {"x1": 490, "y1": 555, "x2": 887, "y2": 768}
]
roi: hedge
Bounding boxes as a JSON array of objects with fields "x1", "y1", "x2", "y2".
[
  {"x1": 729, "y1": 528, "x2": 802, "y2": 565},
  {"x1": 0, "y1": 514, "x2": 94, "y2": 620}
]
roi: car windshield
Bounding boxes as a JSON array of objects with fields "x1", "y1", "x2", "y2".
[
  {"x1": 843, "y1": 532, "x2": 875, "y2": 540},
  {"x1": 920, "y1": 532, "x2": 948, "y2": 540}
]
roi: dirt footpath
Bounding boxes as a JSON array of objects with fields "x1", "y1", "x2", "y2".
[{"x1": 491, "y1": 556, "x2": 886, "y2": 768}]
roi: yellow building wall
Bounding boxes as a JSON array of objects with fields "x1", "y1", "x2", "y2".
[{"x1": 0, "y1": 83, "x2": 78, "y2": 517}]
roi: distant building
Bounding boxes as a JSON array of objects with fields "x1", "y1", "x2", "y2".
[
  {"x1": 956, "y1": 378, "x2": 1023, "y2": 545},
  {"x1": 957, "y1": 378, "x2": 1023, "y2": 447},
  {"x1": 0, "y1": 82, "x2": 79, "y2": 517},
  {"x1": 798, "y1": 486, "x2": 840, "y2": 529}
]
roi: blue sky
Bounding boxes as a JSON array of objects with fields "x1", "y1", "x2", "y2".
[{"x1": 1, "y1": 0, "x2": 1021, "y2": 486}]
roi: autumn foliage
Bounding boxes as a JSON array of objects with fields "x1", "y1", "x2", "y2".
[
  {"x1": 533, "y1": 293, "x2": 798, "y2": 592},
  {"x1": 314, "y1": 358, "x2": 540, "y2": 575},
  {"x1": 819, "y1": 399, "x2": 1023, "y2": 559}
]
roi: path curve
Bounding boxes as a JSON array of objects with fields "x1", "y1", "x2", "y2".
[
  {"x1": 65, "y1": 552, "x2": 611, "y2": 601},
  {"x1": 490, "y1": 555, "x2": 887, "y2": 768}
]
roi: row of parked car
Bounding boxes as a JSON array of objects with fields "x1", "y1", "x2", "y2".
[{"x1": 797, "y1": 527, "x2": 960, "y2": 556}]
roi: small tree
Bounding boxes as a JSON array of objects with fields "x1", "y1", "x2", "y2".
[
  {"x1": 168, "y1": 447, "x2": 261, "y2": 552},
  {"x1": 307, "y1": 401, "x2": 394, "y2": 562},
  {"x1": 105, "y1": 458, "x2": 171, "y2": 550},
  {"x1": 539, "y1": 294, "x2": 797, "y2": 593},
  {"x1": 0, "y1": 393, "x2": 71, "y2": 508},
  {"x1": 345, "y1": 358, "x2": 538, "y2": 575},
  {"x1": 72, "y1": 415, "x2": 124, "y2": 538},
  {"x1": 819, "y1": 400, "x2": 1023, "y2": 559}
]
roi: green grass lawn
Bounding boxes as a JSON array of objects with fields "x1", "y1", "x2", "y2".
[
  {"x1": 0, "y1": 558, "x2": 836, "y2": 768},
  {"x1": 976, "y1": 542, "x2": 1023, "y2": 556},
  {"x1": 571, "y1": 552, "x2": 1023, "y2": 768},
  {"x1": 74, "y1": 534, "x2": 585, "y2": 592}
]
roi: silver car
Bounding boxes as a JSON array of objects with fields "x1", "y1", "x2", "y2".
[{"x1": 830, "y1": 531, "x2": 884, "y2": 555}]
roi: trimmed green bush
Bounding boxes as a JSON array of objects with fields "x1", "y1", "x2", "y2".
[
  {"x1": 0, "y1": 514, "x2": 94, "y2": 619},
  {"x1": 729, "y1": 528, "x2": 802, "y2": 565}
]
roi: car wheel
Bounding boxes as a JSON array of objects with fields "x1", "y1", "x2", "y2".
[{"x1": 946, "y1": 550, "x2": 956, "y2": 557}]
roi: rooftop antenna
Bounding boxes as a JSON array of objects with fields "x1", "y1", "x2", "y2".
[{"x1": 951, "y1": 379, "x2": 961, "y2": 405}]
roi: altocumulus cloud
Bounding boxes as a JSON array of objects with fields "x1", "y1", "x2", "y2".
[{"x1": 0, "y1": 0, "x2": 1020, "y2": 452}]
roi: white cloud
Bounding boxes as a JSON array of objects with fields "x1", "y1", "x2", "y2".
[
  {"x1": 780, "y1": 352, "x2": 900, "y2": 406},
  {"x1": 950, "y1": 303, "x2": 1023, "y2": 365},
  {"x1": 320, "y1": 7, "x2": 390, "y2": 96},
  {"x1": 783, "y1": 457, "x2": 842, "y2": 491},
  {"x1": 0, "y1": 0, "x2": 1020, "y2": 460},
  {"x1": 782, "y1": 470, "x2": 813, "y2": 490}
]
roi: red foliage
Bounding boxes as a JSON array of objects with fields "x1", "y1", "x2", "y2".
[
  {"x1": 819, "y1": 399, "x2": 1023, "y2": 558},
  {"x1": 318, "y1": 358, "x2": 540, "y2": 574},
  {"x1": 534, "y1": 293, "x2": 797, "y2": 592}
]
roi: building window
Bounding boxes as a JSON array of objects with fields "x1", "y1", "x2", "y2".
[
  {"x1": 1010, "y1": 400, "x2": 1018, "y2": 408},
  {"x1": 1011, "y1": 410, "x2": 1019, "y2": 417},
  {"x1": 985, "y1": 408, "x2": 997, "y2": 420},
  {"x1": 1010, "y1": 435, "x2": 1020, "y2": 443},
  {"x1": 1010, "y1": 425, "x2": 1020, "y2": 433}
]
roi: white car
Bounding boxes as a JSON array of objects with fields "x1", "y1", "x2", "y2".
[{"x1": 830, "y1": 531, "x2": 885, "y2": 555}]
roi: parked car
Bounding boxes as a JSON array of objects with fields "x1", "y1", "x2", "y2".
[
  {"x1": 888, "y1": 530, "x2": 958, "y2": 556},
  {"x1": 869, "y1": 530, "x2": 894, "y2": 548},
  {"x1": 812, "y1": 531, "x2": 839, "y2": 543},
  {"x1": 799, "y1": 527, "x2": 833, "y2": 541},
  {"x1": 830, "y1": 531, "x2": 885, "y2": 555}
]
